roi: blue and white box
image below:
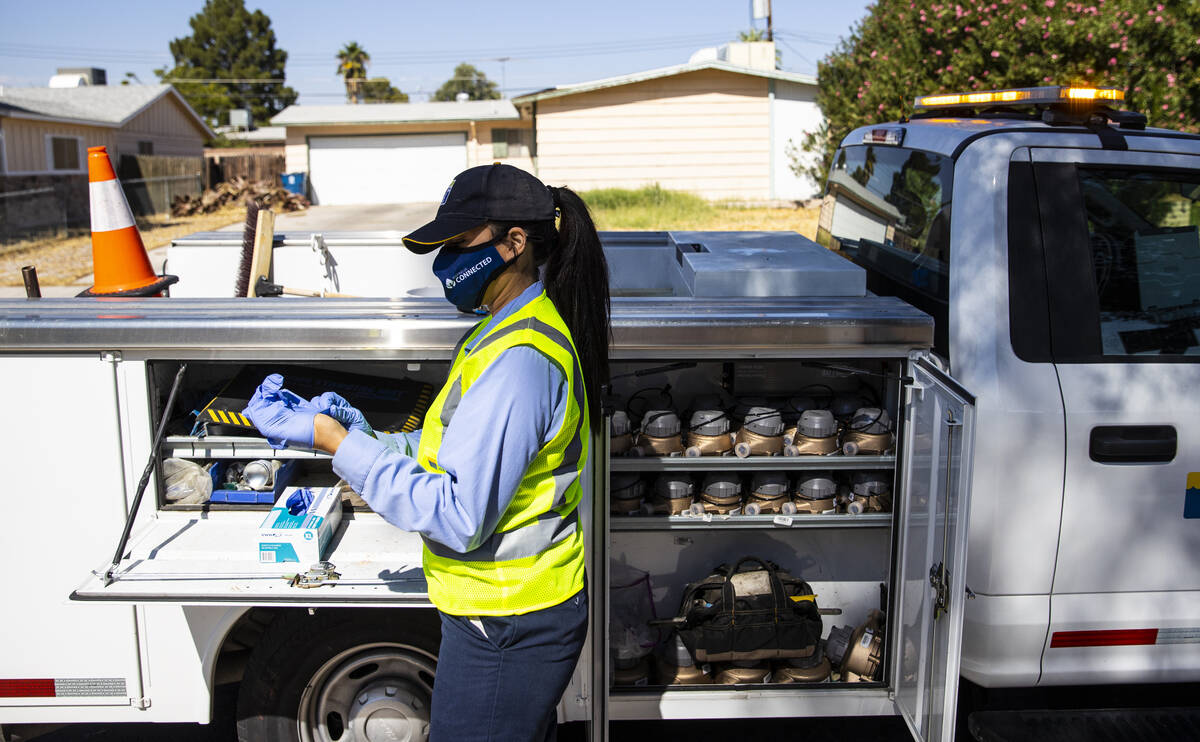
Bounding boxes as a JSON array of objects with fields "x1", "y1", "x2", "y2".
[{"x1": 256, "y1": 486, "x2": 343, "y2": 564}]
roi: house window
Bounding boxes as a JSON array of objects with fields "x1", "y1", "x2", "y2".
[
  {"x1": 47, "y1": 135, "x2": 83, "y2": 171},
  {"x1": 138, "y1": 140, "x2": 154, "y2": 155},
  {"x1": 492, "y1": 128, "x2": 530, "y2": 159}
]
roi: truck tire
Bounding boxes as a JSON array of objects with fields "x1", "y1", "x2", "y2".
[{"x1": 237, "y1": 608, "x2": 439, "y2": 742}]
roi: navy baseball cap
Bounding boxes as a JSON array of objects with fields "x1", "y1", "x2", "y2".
[{"x1": 402, "y1": 164, "x2": 556, "y2": 254}]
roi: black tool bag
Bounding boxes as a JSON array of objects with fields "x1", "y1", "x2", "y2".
[{"x1": 660, "y1": 556, "x2": 823, "y2": 662}]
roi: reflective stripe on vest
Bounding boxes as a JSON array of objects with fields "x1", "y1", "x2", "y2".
[{"x1": 417, "y1": 292, "x2": 588, "y2": 615}]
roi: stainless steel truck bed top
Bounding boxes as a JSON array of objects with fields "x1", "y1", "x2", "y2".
[{"x1": 0, "y1": 295, "x2": 931, "y2": 359}]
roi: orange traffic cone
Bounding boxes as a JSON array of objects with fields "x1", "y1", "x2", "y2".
[{"x1": 77, "y1": 146, "x2": 177, "y2": 297}]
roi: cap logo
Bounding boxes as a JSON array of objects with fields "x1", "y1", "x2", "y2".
[
  {"x1": 440, "y1": 179, "x2": 455, "y2": 206},
  {"x1": 444, "y1": 277, "x2": 456, "y2": 289}
]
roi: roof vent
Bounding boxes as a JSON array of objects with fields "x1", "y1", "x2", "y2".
[{"x1": 455, "y1": 92, "x2": 470, "y2": 103}]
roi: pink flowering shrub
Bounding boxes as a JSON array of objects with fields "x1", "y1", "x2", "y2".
[{"x1": 797, "y1": 0, "x2": 1200, "y2": 184}]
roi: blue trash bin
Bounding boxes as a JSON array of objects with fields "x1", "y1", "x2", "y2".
[{"x1": 280, "y1": 172, "x2": 306, "y2": 196}]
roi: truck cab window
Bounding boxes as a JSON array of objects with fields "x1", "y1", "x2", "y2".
[
  {"x1": 1079, "y1": 168, "x2": 1200, "y2": 357},
  {"x1": 818, "y1": 145, "x2": 954, "y2": 356}
]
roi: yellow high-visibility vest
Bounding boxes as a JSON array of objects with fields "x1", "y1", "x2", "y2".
[{"x1": 417, "y1": 291, "x2": 588, "y2": 615}]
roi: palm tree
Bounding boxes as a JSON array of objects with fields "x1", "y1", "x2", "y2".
[{"x1": 336, "y1": 42, "x2": 370, "y2": 104}]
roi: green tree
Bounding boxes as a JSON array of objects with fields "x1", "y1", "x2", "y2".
[
  {"x1": 432, "y1": 63, "x2": 501, "y2": 102},
  {"x1": 799, "y1": 0, "x2": 1200, "y2": 186},
  {"x1": 362, "y1": 78, "x2": 409, "y2": 103},
  {"x1": 155, "y1": 0, "x2": 296, "y2": 126},
  {"x1": 336, "y1": 41, "x2": 370, "y2": 104}
]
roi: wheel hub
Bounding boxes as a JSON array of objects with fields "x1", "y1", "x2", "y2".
[
  {"x1": 300, "y1": 643, "x2": 436, "y2": 742},
  {"x1": 348, "y1": 680, "x2": 428, "y2": 742}
]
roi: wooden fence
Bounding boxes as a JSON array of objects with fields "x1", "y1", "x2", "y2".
[
  {"x1": 0, "y1": 150, "x2": 288, "y2": 244},
  {"x1": 118, "y1": 155, "x2": 204, "y2": 216},
  {"x1": 204, "y1": 147, "x2": 287, "y2": 188}
]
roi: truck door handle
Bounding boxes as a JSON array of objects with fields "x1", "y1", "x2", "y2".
[{"x1": 1089, "y1": 425, "x2": 1176, "y2": 463}]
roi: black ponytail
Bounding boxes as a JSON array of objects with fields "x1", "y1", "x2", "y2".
[
  {"x1": 544, "y1": 186, "x2": 610, "y2": 428},
  {"x1": 491, "y1": 187, "x2": 611, "y2": 427}
]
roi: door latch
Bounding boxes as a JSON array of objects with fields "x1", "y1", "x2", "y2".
[
  {"x1": 929, "y1": 562, "x2": 950, "y2": 619},
  {"x1": 290, "y1": 561, "x2": 340, "y2": 589}
]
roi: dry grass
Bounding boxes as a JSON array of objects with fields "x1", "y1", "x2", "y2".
[
  {"x1": 583, "y1": 186, "x2": 819, "y2": 239},
  {"x1": 0, "y1": 205, "x2": 244, "y2": 286},
  {"x1": 591, "y1": 203, "x2": 819, "y2": 238},
  {"x1": 678, "y1": 205, "x2": 819, "y2": 238}
]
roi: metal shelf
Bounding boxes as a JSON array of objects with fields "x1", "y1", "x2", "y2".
[
  {"x1": 609, "y1": 455, "x2": 895, "y2": 472},
  {"x1": 163, "y1": 435, "x2": 331, "y2": 460},
  {"x1": 608, "y1": 685, "x2": 895, "y2": 720},
  {"x1": 609, "y1": 512, "x2": 891, "y2": 531}
]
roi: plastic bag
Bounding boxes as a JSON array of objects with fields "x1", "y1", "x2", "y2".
[
  {"x1": 162, "y1": 458, "x2": 212, "y2": 505},
  {"x1": 609, "y1": 561, "x2": 658, "y2": 661}
]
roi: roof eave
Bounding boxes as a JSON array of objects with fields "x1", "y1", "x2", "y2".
[
  {"x1": 0, "y1": 108, "x2": 117, "y2": 128},
  {"x1": 275, "y1": 115, "x2": 521, "y2": 127},
  {"x1": 512, "y1": 61, "x2": 817, "y2": 104}
]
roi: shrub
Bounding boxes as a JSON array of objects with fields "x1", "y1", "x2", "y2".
[{"x1": 800, "y1": 0, "x2": 1200, "y2": 185}]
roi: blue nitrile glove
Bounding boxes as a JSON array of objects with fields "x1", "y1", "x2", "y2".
[
  {"x1": 310, "y1": 391, "x2": 375, "y2": 437},
  {"x1": 242, "y1": 374, "x2": 322, "y2": 449},
  {"x1": 286, "y1": 488, "x2": 314, "y2": 515}
]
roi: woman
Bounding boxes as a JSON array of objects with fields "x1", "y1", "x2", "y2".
[{"x1": 243, "y1": 163, "x2": 611, "y2": 741}]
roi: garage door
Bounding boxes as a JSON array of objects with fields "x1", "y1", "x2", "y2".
[{"x1": 308, "y1": 133, "x2": 467, "y2": 205}]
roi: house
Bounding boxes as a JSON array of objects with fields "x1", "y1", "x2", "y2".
[
  {"x1": 0, "y1": 83, "x2": 212, "y2": 175},
  {"x1": 271, "y1": 101, "x2": 532, "y2": 205},
  {"x1": 513, "y1": 44, "x2": 823, "y2": 201},
  {"x1": 266, "y1": 43, "x2": 824, "y2": 206},
  {"x1": 0, "y1": 82, "x2": 214, "y2": 234}
]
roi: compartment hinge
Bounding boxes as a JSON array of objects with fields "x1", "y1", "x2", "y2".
[
  {"x1": 929, "y1": 561, "x2": 950, "y2": 619},
  {"x1": 101, "y1": 350, "x2": 122, "y2": 364}
]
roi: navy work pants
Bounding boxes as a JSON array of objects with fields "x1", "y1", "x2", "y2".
[{"x1": 430, "y1": 588, "x2": 589, "y2": 742}]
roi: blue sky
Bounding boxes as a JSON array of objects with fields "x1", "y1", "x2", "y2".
[{"x1": 0, "y1": 0, "x2": 870, "y2": 103}]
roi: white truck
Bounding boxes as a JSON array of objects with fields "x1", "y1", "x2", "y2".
[{"x1": 0, "y1": 85, "x2": 1196, "y2": 742}]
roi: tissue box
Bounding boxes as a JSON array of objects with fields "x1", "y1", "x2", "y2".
[{"x1": 256, "y1": 486, "x2": 343, "y2": 564}]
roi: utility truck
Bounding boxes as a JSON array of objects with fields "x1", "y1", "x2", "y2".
[{"x1": 0, "y1": 86, "x2": 1196, "y2": 742}]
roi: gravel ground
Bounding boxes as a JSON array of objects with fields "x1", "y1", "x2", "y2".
[{"x1": 0, "y1": 207, "x2": 244, "y2": 287}]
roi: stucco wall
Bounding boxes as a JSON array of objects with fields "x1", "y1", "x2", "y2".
[{"x1": 532, "y1": 69, "x2": 773, "y2": 200}]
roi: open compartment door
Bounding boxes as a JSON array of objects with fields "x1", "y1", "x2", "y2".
[
  {"x1": 72, "y1": 510, "x2": 431, "y2": 606},
  {"x1": 893, "y1": 356, "x2": 976, "y2": 742}
]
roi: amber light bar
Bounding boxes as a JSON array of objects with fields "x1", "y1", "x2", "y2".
[{"x1": 914, "y1": 86, "x2": 1125, "y2": 110}]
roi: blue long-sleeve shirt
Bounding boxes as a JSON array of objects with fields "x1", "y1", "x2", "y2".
[{"x1": 331, "y1": 281, "x2": 568, "y2": 553}]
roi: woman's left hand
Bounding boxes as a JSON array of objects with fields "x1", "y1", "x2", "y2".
[{"x1": 310, "y1": 391, "x2": 374, "y2": 436}]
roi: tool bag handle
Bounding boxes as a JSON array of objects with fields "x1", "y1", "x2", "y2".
[
  {"x1": 648, "y1": 577, "x2": 728, "y2": 627},
  {"x1": 721, "y1": 556, "x2": 790, "y2": 622}
]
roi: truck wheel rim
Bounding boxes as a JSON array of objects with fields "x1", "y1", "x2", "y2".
[{"x1": 299, "y1": 642, "x2": 436, "y2": 742}]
